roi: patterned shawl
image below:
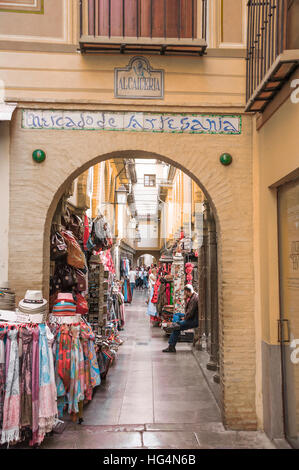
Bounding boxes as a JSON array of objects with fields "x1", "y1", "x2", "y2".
[
  {"x1": 0, "y1": 327, "x2": 7, "y2": 431},
  {"x1": 29, "y1": 327, "x2": 39, "y2": 446},
  {"x1": 19, "y1": 327, "x2": 33, "y2": 429},
  {"x1": 68, "y1": 325, "x2": 84, "y2": 415},
  {"x1": 57, "y1": 325, "x2": 72, "y2": 392},
  {"x1": 37, "y1": 324, "x2": 57, "y2": 445},
  {"x1": 1, "y1": 329, "x2": 20, "y2": 445}
]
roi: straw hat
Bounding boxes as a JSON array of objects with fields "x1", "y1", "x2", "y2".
[
  {"x1": 0, "y1": 281, "x2": 16, "y2": 311},
  {"x1": 18, "y1": 290, "x2": 48, "y2": 314}
]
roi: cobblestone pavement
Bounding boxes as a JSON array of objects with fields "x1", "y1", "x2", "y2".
[{"x1": 40, "y1": 290, "x2": 276, "y2": 449}]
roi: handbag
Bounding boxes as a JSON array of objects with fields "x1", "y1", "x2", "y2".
[
  {"x1": 69, "y1": 214, "x2": 84, "y2": 241},
  {"x1": 75, "y1": 293, "x2": 88, "y2": 315},
  {"x1": 61, "y1": 230, "x2": 86, "y2": 269},
  {"x1": 53, "y1": 264, "x2": 77, "y2": 292},
  {"x1": 75, "y1": 268, "x2": 87, "y2": 292},
  {"x1": 50, "y1": 231, "x2": 68, "y2": 260}
]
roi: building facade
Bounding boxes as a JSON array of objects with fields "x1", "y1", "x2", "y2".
[{"x1": 0, "y1": 0, "x2": 298, "y2": 443}]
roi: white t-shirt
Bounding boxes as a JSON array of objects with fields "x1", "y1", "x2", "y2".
[{"x1": 129, "y1": 270, "x2": 136, "y2": 283}]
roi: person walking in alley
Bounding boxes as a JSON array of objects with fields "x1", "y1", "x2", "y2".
[
  {"x1": 129, "y1": 267, "x2": 137, "y2": 298},
  {"x1": 162, "y1": 284, "x2": 199, "y2": 353}
]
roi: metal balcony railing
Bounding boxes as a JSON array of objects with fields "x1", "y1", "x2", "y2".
[
  {"x1": 246, "y1": 0, "x2": 299, "y2": 112},
  {"x1": 79, "y1": 0, "x2": 207, "y2": 55}
]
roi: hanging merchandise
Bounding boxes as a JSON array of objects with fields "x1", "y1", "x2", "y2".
[
  {"x1": 88, "y1": 213, "x2": 113, "y2": 252},
  {"x1": 61, "y1": 230, "x2": 86, "y2": 269},
  {"x1": 68, "y1": 214, "x2": 84, "y2": 243},
  {"x1": 0, "y1": 319, "x2": 58, "y2": 447},
  {"x1": 122, "y1": 278, "x2": 132, "y2": 304},
  {"x1": 83, "y1": 214, "x2": 90, "y2": 251},
  {"x1": 171, "y1": 252, "x2": 185, "y2": 315},
  {"x1": 185, "y1": 262, "x2": 194, "y2": 284},
  {"x1": 51, "y1": 317, "x2": 101, "y2": 422},
  {"x1": 50, "y1": 230, "x2": 68, "y2": 261}
]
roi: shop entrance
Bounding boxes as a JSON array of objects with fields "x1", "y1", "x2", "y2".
[{"x1": 48, "y1": 156, "x2": 220, "y2": 429}]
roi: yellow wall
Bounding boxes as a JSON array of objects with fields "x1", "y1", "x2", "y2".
[{"x1": 254, "y1": 98, "x2": 299, "y2": 347}]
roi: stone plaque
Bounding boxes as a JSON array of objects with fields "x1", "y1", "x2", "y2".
[{"x1": 115, "y1": 56, "x2": 164, "y2": 100}]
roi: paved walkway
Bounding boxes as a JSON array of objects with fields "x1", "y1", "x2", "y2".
[{"x1": 41, "y1": 290, "x2": 275, "y2": 449}]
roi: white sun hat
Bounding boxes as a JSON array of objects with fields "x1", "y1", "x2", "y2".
[{"x1": 18, "y1": 290, "x2": 48, "y2": 314}]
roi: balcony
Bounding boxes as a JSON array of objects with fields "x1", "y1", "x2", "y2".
[
  {"x1": 245, "y1": 0, "x2": 299, "y2": 113},
  {"x1": 79, "y1": 0, "x2": 207, "y2": 56}
]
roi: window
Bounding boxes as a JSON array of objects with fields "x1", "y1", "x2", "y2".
[{"x1": 144, "y1": 175, "x2": 156, "y2": 187}]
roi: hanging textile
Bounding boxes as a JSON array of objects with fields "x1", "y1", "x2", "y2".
[
  {"x1": 0, "y1": 327, "x2": 7, "y2": 431},
  {"x1": 1, "y1": 329, "x2": 20, "y2": 445},
  {"x1": 30, "y1": 327, "x2": 40, "y2": 446},
  {"x1": 37, "y1": 325, "x2": 57, "y2": 445},
  {"x1": 19, "y1": 327, "x2": 33, "y2": 429}
]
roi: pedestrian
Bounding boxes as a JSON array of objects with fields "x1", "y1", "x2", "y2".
[
  {"x1": 146, "y1": 268, "x2": 157, "y2": 312},
  {"x1": 129, "y1": 267, "x2": 137, "y2": 298},
  {"x1": 143, "y1": 267, "x2": 149, "y2": 289},
  {"x1": 139, "y1": 267, "x2": 144, "y2": 290},
  {"x1": 162, "y1": 284, "x2": 199, "y2": 353}
]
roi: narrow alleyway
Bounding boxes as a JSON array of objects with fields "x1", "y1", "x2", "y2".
[{"x1": 40, "y1": 291, "x2": 275, "y2": 449}]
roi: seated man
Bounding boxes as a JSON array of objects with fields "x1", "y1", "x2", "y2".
[{"x1": 162, "y1": 284, "x2": 199, "y2": 353}]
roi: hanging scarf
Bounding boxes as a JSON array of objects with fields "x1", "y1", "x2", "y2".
[
  {"x1": 37, "y1": 325, "x2": 57, "y2": 445},
  {"x1": 68, "y1": 325, "x2": 84, "y2": 415},
  {"x1": 54, "y1": 329, "x2": 67, "y2": 418},
  {"x1": 1, "y1": 329, "x2": 20, "y2": 445},
  {"x1": 57, "y1": 324, "x2": 72, "y2": 392},
  {"x1": 81, "y1": 322, "x2": 101, "y2": 389},
  {"x1": 30, "y1": 327, "x2": 39, "y2": 446},
  {"x1": 80, "y1": 323, "x2": 93, "y2": 402},
  {"x1": 83, "y1": 214, "x2": 90, "y2": 251},
  {"x1": 0, "y1": 327, "x2": 7, "y2": 431},
  {"x1": 20, "y1": 327, "x2": 33, "y2": 429}
]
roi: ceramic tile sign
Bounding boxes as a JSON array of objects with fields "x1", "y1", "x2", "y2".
[
  {"x1": 115, "y1": 56, "x2": 164, "y2": 99},
  {"x1": 22, "y1": 110, "x2": 241, "y2": 135}
]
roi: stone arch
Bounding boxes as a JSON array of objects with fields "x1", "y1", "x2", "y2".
[
  {"x1": 9, "y1": 110, "x2": 256, "y2": 429},
  {"x1": 134, "y1": 251, "x2": 160, "y2": 265}
]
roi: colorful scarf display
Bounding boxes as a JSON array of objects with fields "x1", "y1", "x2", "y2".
[
  {"x1": 1, "y1": 329, "x2": 20, "y2": 445},
  {"x1": 57, "y1": 324, "x2": 72, "y2": 392}
]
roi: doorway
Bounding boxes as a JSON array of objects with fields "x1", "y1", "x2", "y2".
[
  {"x1": 278, "y1": 178, "x2": 299, "y2": 448},
  {"x1": 48, "y1": 156, "x2": 220, "y2": 429}
]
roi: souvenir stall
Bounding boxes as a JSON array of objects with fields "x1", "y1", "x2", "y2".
[{"x1": 0, "y1": 289, "x2": 57, "y2": 447}]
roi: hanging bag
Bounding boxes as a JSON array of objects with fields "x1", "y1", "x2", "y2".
[
  {"x1": 61, "y1": 230, "x2": 86, "y2": 269},
  {"x1": 75, "y1": 293, "x2": 88, "y2": 315},
  {"x1": 50, "y1": 231, "x2": 68, "y2": 261}
]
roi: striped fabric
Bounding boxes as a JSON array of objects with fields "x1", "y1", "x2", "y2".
[{"x1": 52, "y1": 300, "x2": 76, "y2": 315}]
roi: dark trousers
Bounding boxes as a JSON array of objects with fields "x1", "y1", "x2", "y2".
[{"x1": 169, "y1": 318, "x2": 199, "y2": 346}]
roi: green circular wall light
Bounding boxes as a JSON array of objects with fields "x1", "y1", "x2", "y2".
[
  {"x1": 32, "y1": 149, "x2": 46, "y2": 163},
  {"x1": 220, "y1": 153, "x2": 232, "y2": 166}
]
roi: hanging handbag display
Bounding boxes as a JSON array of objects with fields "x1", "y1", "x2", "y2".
[
  {"x1": 50, "y1": 230, "x2": 68, "y2": 261},
  {"x1": 61, "y1": 230, "x2": 86, "y2": 269},
  {"x1": 75, "y1": 293, "x2": 88, "y2": 315},
  {"x1": 53, "y1": 264, "x2": 77, "y2": 292},
  {"x1": 75, "y1": 268, "x2": 87, "y2": 292},
  {"x1": 69, "y1": 214, "x2": 84, "y2": 242}
]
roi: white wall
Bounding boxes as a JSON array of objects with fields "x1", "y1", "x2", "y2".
[{"x1": 0, "y1": 121, "x2": 10, "y2": 283}]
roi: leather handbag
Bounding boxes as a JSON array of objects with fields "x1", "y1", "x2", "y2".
[
  {"x1": 50, "y1": 231, "x2": 68, "y2": 261},
  {"x1": 53, "y1": 264, "x2": 77, "y2": 292},
  {"x1": 61, "y1": 230, "x2": 86, "y2": 269},
  {"x1": 69, "y1": 214, "x2": 84, "y2": 241},
  {"x1": 75, "y1": 268, "x2": 87, "y2": 292},
  {"x1": 75, "y1": 293, "x2": 88, "y2": 315}
]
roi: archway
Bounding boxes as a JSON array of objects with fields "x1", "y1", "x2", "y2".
[{"x1": 9, "y1": 111, "x2": 256, "y2": 429}]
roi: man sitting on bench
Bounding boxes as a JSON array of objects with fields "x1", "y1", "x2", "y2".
[{"x1": 162, "y1": 284, "x2": 199, "y2": 353}]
